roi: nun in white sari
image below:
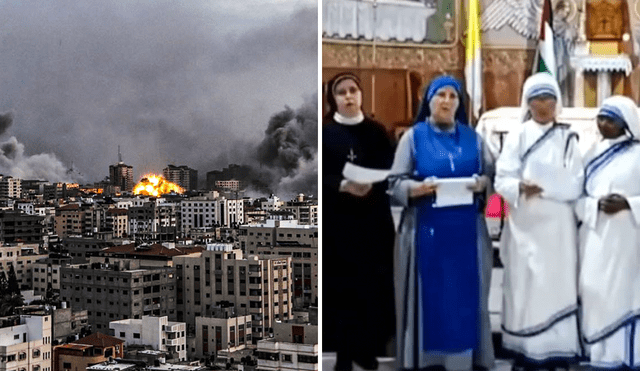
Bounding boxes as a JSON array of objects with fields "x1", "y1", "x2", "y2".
[
  {"x1": 576, "y1": 95, "x2": 640, "y2": 369},
  {"x1": 495, "y1": 73, "x2": 584, "y2": 368}
]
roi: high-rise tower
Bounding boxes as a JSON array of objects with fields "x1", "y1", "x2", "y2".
[{"x1": 109, "y1": 146, "x2": 134, "y2": 192}]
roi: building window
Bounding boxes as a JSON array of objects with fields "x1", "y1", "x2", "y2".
[
  {"x1": 298, "y1": 355, "x2": 318, "y2": 364},
  {"x1": 133, "y1": 333, "x2": 141, "y2": 339},
  {"x1": 63, "y1": 363, "x2": 71, "y2": 370},
  {"x1": 282, "y1": 354, "x2": 293, "y2": 363}
]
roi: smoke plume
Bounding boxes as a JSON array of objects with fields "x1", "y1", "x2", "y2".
[
  {"x1": 0, "y1": 111, "x2": 81, "y2": 183},
  {"x1": 253, "y1": 93, "x2": 318, "y2": 198}
]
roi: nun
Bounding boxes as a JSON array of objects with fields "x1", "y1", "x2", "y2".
[
  {"x1": 576, "y1": 95, "x2": 640, "y2": 369},
  {"x1": 495, "y1": 72, "x2": 584, "y2": 370},
  {"x1": 388, "y1": 75, "x2": 495, "y2": 371},
  {"x1": 322, "y1": 72, "x2": 396, "y2": 371}
]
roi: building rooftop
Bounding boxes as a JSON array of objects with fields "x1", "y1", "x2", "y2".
[
  {"x1": 106, "y1": 208, "x2": 128, "y2": 216},
  {"x1": 147, "y1": 364, "x2": 204, "y2": 371},
  {"x1": 87, "y1": 362, "x2": 137, "y2": 371},
  {"x1": 100, "y1": 244, "x2": 204, "y2": 258},
  {"x1": 58, "y1": 343, "x2": 93, "y2": 351},
  {"x1": 77, "y1": 332, "x2": 125, "y2": 348}
]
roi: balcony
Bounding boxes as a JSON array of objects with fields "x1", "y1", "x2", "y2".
[
  {"x1": 165, "y1": 338, "x2": 181, "y2": 346},
  {"x1": 144, "y1": 303, "x2": 161, "y2": 311},
  {"x1": 163, "y1": 325, "x2": 179, "y2": 332}
]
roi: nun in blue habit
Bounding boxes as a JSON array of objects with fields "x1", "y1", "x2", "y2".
[{"x1": 388, "y1": 75, "x2": 495, "y2": 371}]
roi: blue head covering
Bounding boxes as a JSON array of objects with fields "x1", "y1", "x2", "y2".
[
  {"x1": 414, "y1": 75, "x2": 467, "y2": 126},
  {"x1": 598, "y1": 103, "x2": 629, "y2": 131}
]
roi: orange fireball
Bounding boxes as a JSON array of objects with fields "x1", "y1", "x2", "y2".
[{"x1": 133, "y1": 174, "x2": 184, "y2": 196}]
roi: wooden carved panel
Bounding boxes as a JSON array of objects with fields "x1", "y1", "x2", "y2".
[
  {"x1": 586, "y1": 0, "x2": 625, "y2": 40},
  {"x1": 482, "y1": 49, "x2": 536, "y2": 110},
  {"x1": 322, "y1": 42, "x2": 463, "y2": 72}
]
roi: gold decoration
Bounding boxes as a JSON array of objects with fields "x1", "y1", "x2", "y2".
[{"x1": 586, "y1": 0, "x2": 624, "y2": 40}]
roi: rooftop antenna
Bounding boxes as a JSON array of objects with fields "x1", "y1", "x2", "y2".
[{"x1": 118, "y1": 145, "x2": 123, "y2": 163}]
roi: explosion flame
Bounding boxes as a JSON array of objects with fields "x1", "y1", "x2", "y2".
[{"x1": 133, "y1": 174, "x2": 184, "y2": 196}]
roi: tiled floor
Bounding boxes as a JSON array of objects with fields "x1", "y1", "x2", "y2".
[{"x1": 322, "y1": 353, "x2": 514, "y2": 371}]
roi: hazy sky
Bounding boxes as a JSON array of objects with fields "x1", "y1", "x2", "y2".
[{"x1": 0, "y1": 0, "x2": 317, "y2": 195}]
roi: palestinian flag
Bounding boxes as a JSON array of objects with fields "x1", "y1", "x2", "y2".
[{"x1": 534, "y1": 0, "x2": 556, "y2": 78}]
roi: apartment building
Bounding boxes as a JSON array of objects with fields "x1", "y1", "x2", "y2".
[
  {"x1": 0, "y1": 314, "x2": 53, "y2": 371},
  {"x1": 59, "y1": 263, "x2": 177, "y2": 333},
  {"x1": 163, "y1": 165, "x2": 198, "y2": 192},
  {"x1": 128, "y1": 202, "x2": 179, "y2": 242},
  {"x1": 180, "y1": 198, "x2": 218, "y2": 236},
  {"x1": 217, "y1": 198, "x2": 243, "y2": 228},
  {"x1": 52, "y1": 306, "x2": 89, "y2": 344},
  {"x1": 0, "y1": 244, "x2": 48, "y2": 290},
  {"x1": 0, "y1": 211, "x2": 45, "y2": 244},
  {"x1": 105, "y1": 209, "x2": 128, "y2": 238},
  {"x1": 109, "y1": 316, "x2": 187, "y2": 362},
  {"x1": 31, "y1": 254, "x2": 72, "y2": 296},
  {"x1": 0, "y1": 175, "x2": 22, "y2": 199},
  {"x1": 194, "y1": 304, "x2": 252, "y2": 359},
  {"x1": 54, "y1": 205, "x2": 86, "y2": 239},
  {"x1": 241, "y1": 221, "x2": 318, "y2": 308},
  {"x1": 281, "y1": 198, "x2": 317, "y2": 226},
  {"x1": 109, "y1": 162, "x2": 134, "y2": 193},
  {"x1": 260, "y1": 196, "x2": 284, "y2": 212},
  {"x1": 173, "y1": 243, "x2": 293, "y2": 344},
  {"x1": 62, "y1": 236, "x2": 115, "y2": 264},
  {"x1": 255, "y1": 321, "x2": 318, "y2": 371}
]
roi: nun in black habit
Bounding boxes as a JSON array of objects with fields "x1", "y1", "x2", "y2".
[{"x1": 322, "y1": 72, "x2": 396, "y2": 371}]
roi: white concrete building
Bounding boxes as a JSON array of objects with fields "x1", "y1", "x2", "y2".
[
  {"x1": 109, "y1": 316, "x2": 187, "y2": 362},
  {"x1": 15, "y1": 202, "x2": 35, "y2": 216},
  {"x1": 218, "y1": 198, "x2": 243, "y2": 227},
  {"x1": 256, "y1": 322, "x2": 318, "y2": 371},
  {"x1": 0, "y1": 176, "x2": 22, "y2": 199},
  {"x1": 180, "y1": 198, "x2": 219, "y2": 235},
  {"x1": 261, "y1": 196, "x2": 284, "y2": 212},
  {"x1": 194, "y1": 310, "x2": 252, "y2": 359},
  {"x1": 0, "y1": 314, "x2": 53, "y2": 371}
]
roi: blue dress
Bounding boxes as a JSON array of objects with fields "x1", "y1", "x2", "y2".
[{"x1": 389, "y1": 121, "x2": 495, "y2": 370}]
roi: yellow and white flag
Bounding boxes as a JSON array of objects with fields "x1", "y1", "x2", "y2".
[{"x1": 465, "y1": 0, "x2": 482, "y2": 120}]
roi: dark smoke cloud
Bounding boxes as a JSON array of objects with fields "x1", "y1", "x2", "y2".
[
  {"x1": 0, "y1": 1, "x2": 317, "y2": 190},
  {"x1": 0, "y1": 111, "x2": 13, "y2": 136},
  {"x1": 0, "y1": 111, "x2": 81, "y2": 182},
  {"x1": 0, "y1": 136, "x2": 79, "y2": 182},
  {"x1": 253, "y1": 93, "x2": 318, "y2": 198}
]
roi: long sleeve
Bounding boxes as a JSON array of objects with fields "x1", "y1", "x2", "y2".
[
  {"x1": 478, "y1": 132, "x2": 496, "y2": 198},
  {"x1": 388, "y1": 129, "x2": 423, "y2": 208},
  {"x1": 494, "y1": 128, "x2": 523, "y2": 207},
  {"x1": 322, "y1": 127, "x2": 346, "y2": 193}
]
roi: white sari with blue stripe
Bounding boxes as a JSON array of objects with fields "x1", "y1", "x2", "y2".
[
  {"x1": 576, "y1": 136, "x2": 640, "y2": 369},
  {"x1": 495, "y1": 119, "x2": 584, "y2": 363}
]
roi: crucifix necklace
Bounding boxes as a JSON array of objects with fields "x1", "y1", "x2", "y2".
[
  {"x1": 347, "y1": 148, "x2": 357, "y2": 162},
  {"x1": 449, "y1": 147, "x2": 463, "y2": 172}
]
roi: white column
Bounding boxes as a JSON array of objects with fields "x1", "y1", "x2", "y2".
[
  {"x1": 597, "y1": 71, "x2": 611, "y2": 106},
  {"x1": 574, "y1": 67, "x2": 585, "y2": 107}
]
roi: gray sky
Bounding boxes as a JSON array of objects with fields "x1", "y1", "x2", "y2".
[{"x1": 0, "y1": 0, "x2": 317, "y2": 196}]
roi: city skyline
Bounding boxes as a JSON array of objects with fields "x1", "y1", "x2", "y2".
[{"x1": 0, "y1": 1, "x2": 318, "y2": 199}]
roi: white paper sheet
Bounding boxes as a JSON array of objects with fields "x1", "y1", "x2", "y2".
[
  {"x1": 521, "y1": 159, "x2": 557, "y2": 193},
  {"x1": 432, "y1": 176, "x2": 476, "y2": 208},
  {"x1": 342, "y1": 162, "x2": 391, "y2": 184}
]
